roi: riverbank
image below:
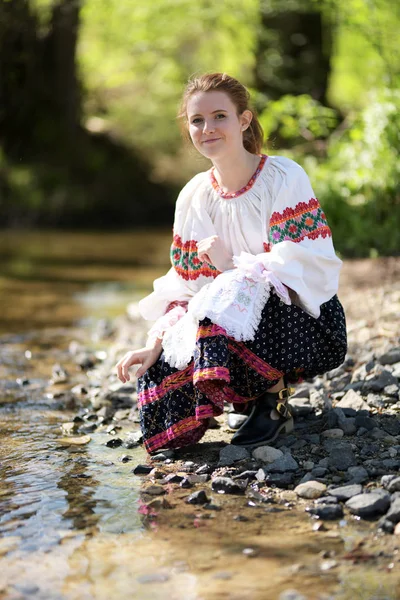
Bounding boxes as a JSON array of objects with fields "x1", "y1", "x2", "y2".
[{"x1": 1, "y1": 257, "x2": 400, "y2": 599}]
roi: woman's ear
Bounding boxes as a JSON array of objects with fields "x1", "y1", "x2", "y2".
[{"x1": 240, "y1": 109, "x2": 253, "y2": 132}]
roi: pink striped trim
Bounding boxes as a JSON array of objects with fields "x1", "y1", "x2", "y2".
[
  {"x1": 228, "y1": 340, "x2": 283, "y2": 381},
  {"x1": 196, "y1": 405, "x2": 215, "y2": 419},
  {"x1": 193, "y1": 366, "x2": 230, "y2": 386},
  {"x1": 138, "y1": 364, "x2": 193, "y2": 407},
  {"x1": 145, "y1": 415, "x2": 202, "y2": 453}
]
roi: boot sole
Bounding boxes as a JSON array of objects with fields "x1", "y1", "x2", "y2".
[{"x1": 231, "y1": 418, "x2": 294, "y2": 449}]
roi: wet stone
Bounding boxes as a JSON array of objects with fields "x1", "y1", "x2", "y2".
[
  {"x1": 264, "y1": 472, "x2": 295, "y2": 489},
  {"x1": 378, "y1": 348, "x2": 400, "y2": 365},
  {"x1": 151, "y1": 450, "x2": 175, "y2": 462},
  {"x1": 124, "y1": 430, "x2": 143, "y2": 448},
  {"x1": 211, "y1": 476, "x2": 248, "y2": 494},
  {"x1": 143, "y1": 485, "x2": 166, "y2": 496},
  {"x1": 327, "y1": 484, "x2": 363, "y2": 501},
  {"x1": 186, "y1": 490, "x2": 209, "y2": 505},
  {"x1": 105, "y1": 437, "x2": 123, "y2": 448},
  {"x1": 179, "y1": 478, "x2": 193, "y2": 488},
  {"x1": 132, "y1": 464, "x2": 153, "y2": 475},
  {"x1": 345, "y1": 492, "x2": 391, "y2": 518},
  {"x1": 162, "y1": 473, "x2": 184, "y2": 484},
  {"x1": 307, "y1": 503, "x2": 344, "y2": 520},
  {"x1": 378, "y1": 517, "x2": 395, "y2": 534},
  {"x1": 196, "y1": 464, "x2": 214, "y2": 475}
]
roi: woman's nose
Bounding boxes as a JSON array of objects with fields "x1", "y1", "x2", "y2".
[{"x1": 203, "y1": 120, "x2": 215, "y2": 134}]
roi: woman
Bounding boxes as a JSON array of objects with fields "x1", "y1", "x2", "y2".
[{"x1": 116, "y1": 73, "x2": 347, "y2": 454}]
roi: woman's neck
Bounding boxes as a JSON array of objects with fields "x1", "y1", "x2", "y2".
[{"x1": 211, "y1": 149, "x2": 261, "y2": 194}]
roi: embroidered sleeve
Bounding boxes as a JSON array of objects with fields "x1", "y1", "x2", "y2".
[
  {"x1": 235, "y1": 164, "x2": 342, "y2": 319},
  {"x1": 170, "y1": 235, "x2": 220, "y2": 281}
]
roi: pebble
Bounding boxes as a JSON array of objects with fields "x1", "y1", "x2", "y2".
[
  {"x1": 294, "y1": 481, "x2": 327, "y2": 499},
  {"x1": 336, "y1": 390, "x2": 370, "y2": 411},
  {"x1": 252, "y1": 445, "x2": 284, "y2": 463},
  {"x1": 132, "y1": 464, "x2": 153, "y2": 475},
  {"x1": 327, "y1": 484, "x2": 363, "y2": 501},
  {"x1": 263, "y1": 453, "x2": 299, "y2": 473},
  {"x1": 211, "y1": 477, "x2": 248, "y2": 494},
  {"x1": 186, "y1": 490, "x2": 209, "y2": 505},
  {"x1": 386, "y1": 499, "x2": 400, "y2": 524},
  {"x1": 387, "y1": 477, "x2": 400, "y2": 493},
  {"x1": 327, "y1": 443, "x2": 357, "y2": 470},
  {"x1": 322, "y1": 428, "x2": 344, "y2": 439},
  {"x1": 218, "y1": 444, "x2": 250, "y2": 467},
  {"x1": 345, "y1": 493, "x2": 390, "y2": 517},
  {"x1": 307, "y1": 503, "x2": 344, "y2": 520}
]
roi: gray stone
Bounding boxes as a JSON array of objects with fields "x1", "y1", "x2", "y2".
[
  {"x1": 279, "y1": 590, "x2": 307, "y2": 600},
  {"x1": 186, "y1": 490, "x2": 209, "y2": 504},
  {"x1": 226, "y1": 413, "x2": 248, "y2": 429},
  {"x1": 289, "y1": 398, "x2": 313, "y2": 416},
  {"x1": 322, "y1": 428, "x2": 344, "y2": 439},
  {"x1": 264, "y1": 453, "x2": 299, "y2": 473},
  {"x1": 366, "y1": 394, "x2": 386, "y2": 409},
  {"x1": 336, "y1": 390, "x2": 370, "y2": 411},
  {"x1": 378, "y1": 517, "x2": 395, "y2": 534},
  {"x1": 264, "y1": 472, "x2": 295, "y2": 488},
  {"x1": 354, "y1": 415, "x2": 376, "y2": 430},
  {"x1": 290, "y1": 384, "x2": 311, "y2": 399},
  {"x1": 124, "y1": 430, "x2": 143, "y2": 448},
  {"x1": 211, "y1": 477, "x2": 248, "y2": 494},
  {"x1": 345, "y1": 493, "x2": 390, "y2": 518},
  {"x1": 378, "y1": 348, "x2": 400, "y2": 366},
  {"x1": 132, "y1": 464, "x2": 153, "y2": 475},
  {"x1": 218, "y1": 444, "x2": 250, "y2": 467},
  {"x1": 252, "y1": 445, "x2": 283, "y2": 463},
  {"x1": 386, "y1": 499, "x2": 400, "y2": 524},
  {"x1": 328, "y1": 443, "x2": 357, "y2": 470},
  {"x1": 347, "y1": 466, "x2": 369, "y2": 484},
  {"x1": 312, "y1": 467, "x2": 328, "y2": 478},
  {"x1": 387, "y1": 477, "x2": 400, "y2": 493},
  {"x1": 364, "y1": 368, "x2": 398, "y2": 393},
  {"x1": 307, "y1": 503, "x2": 344, "y2": 520},
  {"x1": 294, "y1": 481, "x2": 327, "y2": 499},
  {"x1": 327, "y1": 484, "x2": 362, "y2": 501}
]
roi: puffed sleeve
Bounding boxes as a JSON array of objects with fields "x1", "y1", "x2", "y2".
[
  {"x1": 234, "y1": 160, "x2": 342, "y2": 319},
  {"x1": 138, "y1": 172, "x2": 209, "y2": 323}
]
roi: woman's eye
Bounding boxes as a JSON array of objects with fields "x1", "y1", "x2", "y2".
[
  {"x1": 215, "y1": 114, "x2": 226, "y2": 119},
  {"x1": 191, "y1": 118, "x2": 203, "y2": 125}
]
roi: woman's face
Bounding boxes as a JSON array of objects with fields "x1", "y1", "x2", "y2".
[{"x1": 186, "y1": 91, "x2": 252, "y2": 159}]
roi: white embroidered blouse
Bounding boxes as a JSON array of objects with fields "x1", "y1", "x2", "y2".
[{"x1": 138, "y1": 155, "x2": 342, "y2": 369}]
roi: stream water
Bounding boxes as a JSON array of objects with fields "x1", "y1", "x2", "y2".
[{"x1": 0, "y1": 231, "x2": 398, "y2": 600}]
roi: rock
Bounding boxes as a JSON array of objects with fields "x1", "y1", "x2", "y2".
[
  {"x1": 387, "y1": 477, "x2": 400, "y2": 493},
  {"x1": 120, "y1": 455, "x2": 132, "y2": 463},
  {"x1": 196, "y1": 464, "x2": 214, "y2": 475},
  {"x1": 386, "y1": 499, "x2": 400, "y2": 524},
  {"x1": 364, "y1": 368, "x2": 398, "y2": 392},
  {"x1": 264, "y1": 453, "x2": 299, "y2": 473},
  {"x1": 57, "y1": 435, "x2": 91, "y2": 446},
  {"x1": 289, "y1": 398, "x2": 313, "y2": 416},
  {"x1": 303, "y1": 460, "x2": 315, "y2": 471},
  {"x1": 186, "y1": 474, "x2": 210, "y2": 484},
  {"x1": 294, "y1": 481, "x2": 327, "y2": 499},
  {"x1": 279, "y1": 590, "x2": 307, "y2": 600},
  {"x1": 143, "y1": 485, "x2": 166, "y2": 496},
  {"x1": 132, "y1": 464, "x2": 153, "y2": 475},
  {"x1": 307, "y1": 503, "x2": 344, "y2": 520},
  {"x1": 311, "y1": 467, "x2": 328, "y2": 478},
  {"x1": 264, "y1": 473, "x2": 295, "y2": 488},
  {"x1": 378, "y1": 517, "x2": 395, "y2": 534},
  {"x1": 336, "y1": 390, "x2": 370, "y2": 411},
  {"x1": 378, "y1": 348, "x2": 400, "y2": 366},
  {"x1": 346, "y1": 466, "x2": 369, "y2": 484},
  {"x1": 163, "y1": 473, "x2": 184, "y2": 484},
  {"x1": 51, "y1": 363, "x2": 69, "y2": 383},
  {"x1": 345, "y1": 493, "x2": 390, "y2": 518},
  {"x1": 61, "y1": 422, "x2": 78, "y2": 435},
  {"x1": 218, "y1": 445, "x2": 250, "y2": 467},
  {"x1": 124, "y1": 430, "x2": 143, "y2": 448},
  {"x1": 327, "y1": 484, "x2": 363, "y2": 501},
  {"x1": 322, "y1": 428, "x2": 344, "y2": 439},
  {"x1": 252, "y1": 446, "x2": 284, "y2": 463},
  {"x1": 354, "y1": 415, "x2": 377, "y2": 430},
  {"x1": 105, "y1": 437, "x2": 123, "y2": 448},
  {"x1": 186, "y1": 490, "x2": 209, "y2": 505},
  {"x1": 328, "y1": 443, "x2": 357, "y2": 470},
  {"x1": 211, "y1": 477, "x2": 248, "y2": 494},
  {"x1": 179, "y1": 478, "x2": 193, "y2": 489},
  {"x1": 226, "y1": 413, "x2": 248, "y2": 429},
  {"x1": 150, "y1": 450, "x2": 175, "y2": 461}
]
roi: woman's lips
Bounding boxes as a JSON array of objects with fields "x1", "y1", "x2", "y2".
[{"x1": 203, "y1": 138, "x2": 221, "y2": 144}]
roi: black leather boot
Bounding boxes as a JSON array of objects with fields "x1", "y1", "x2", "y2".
[{"x1": 230, "y1": 387, "x2": 294, "y2": 448}]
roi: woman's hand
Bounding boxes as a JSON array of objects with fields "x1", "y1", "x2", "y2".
[
  {"x1": 116, "y1": 341, "x2": 162, "y2": 382},
  {"x1": 197, "y1": 235, "x2": 234, "y2": 272}
]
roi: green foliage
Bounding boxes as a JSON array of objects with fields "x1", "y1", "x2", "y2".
[
  {"x1": 259, "y1": 94, "x2": 338, "y2": 144},
  {"x1": 306, "y1": 88, "x2": 400, "y2": 256},
  {"x1": 79, "y1": 0, "x2": 260, "y2": 158}
]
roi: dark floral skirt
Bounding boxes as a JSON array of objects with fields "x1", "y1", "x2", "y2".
[{"x1": 137, "y1": 293, "x2": 347, "y2": 453}]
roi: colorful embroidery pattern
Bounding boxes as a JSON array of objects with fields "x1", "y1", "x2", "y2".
[
  {"x1": 210, "y1": 154, "x2": 268, "y2": 199},
  {"x1": 170, "y1": 234, "x2": 220, "y2": 280},
  {"x1": 269, "y1": 198, "x2": 332, "y2": 244}
]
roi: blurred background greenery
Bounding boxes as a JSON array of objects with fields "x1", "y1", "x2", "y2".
[{"x1": 0, "y1": 0, "x2": 399, "y2": 257}]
